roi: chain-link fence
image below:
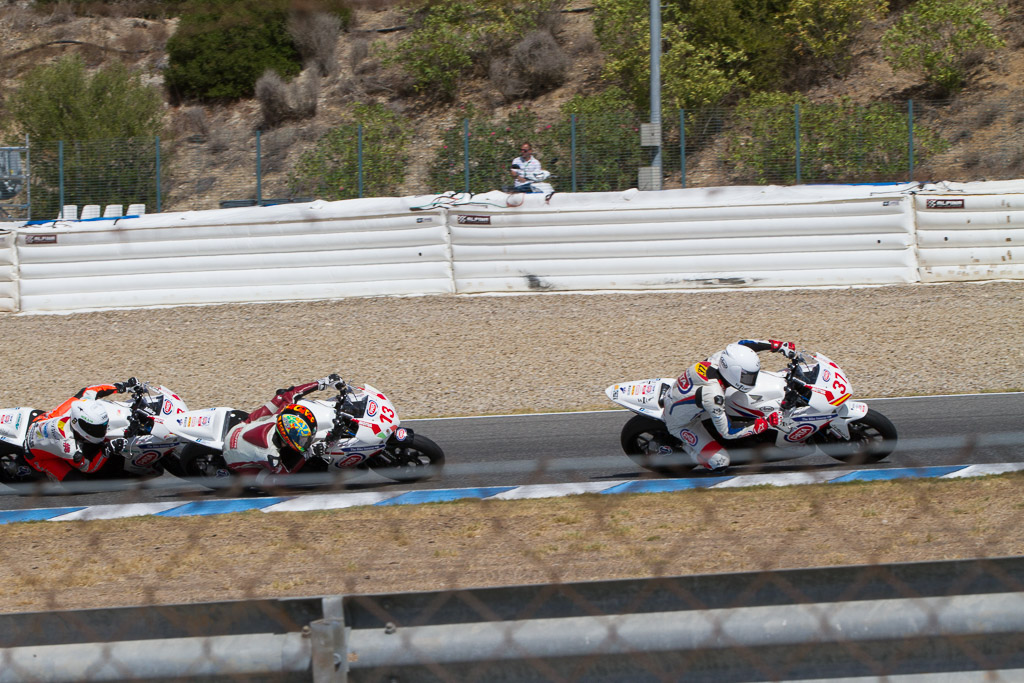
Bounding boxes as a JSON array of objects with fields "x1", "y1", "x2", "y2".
[
  {"x1": 1, "y1": 424, "x2": 1024, "y2": 681},
  {"x1": 3, "y1": 98, "x2": 1023, "y2": 220}
]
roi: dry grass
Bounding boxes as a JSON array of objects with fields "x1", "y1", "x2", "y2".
[{"x1": 2, "y1": 474, "x2": 1023, "y2": 613}]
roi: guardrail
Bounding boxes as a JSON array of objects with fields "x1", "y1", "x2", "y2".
[
  {"x1": 2, "y1": 556, "x2": 1022, "y2": 681},
  {"x1": 1, "y1": 180, "x2": 1021, "y2": 313}
]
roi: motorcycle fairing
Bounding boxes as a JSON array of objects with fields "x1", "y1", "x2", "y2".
[
  {"x1": 605, "y1": 379, "x2": 670, "y2": 420},
  {"x1": 831, "y1": 400, "x2": 869, "y2": 438},
  {"x1": 0, "y1": 407, "x2": 35, "y2": 451}
]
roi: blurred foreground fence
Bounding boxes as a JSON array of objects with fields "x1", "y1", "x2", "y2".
[
  {"x1": 2, "y1": 557, "x2": 1023, "y2": 681},
  {"x1": 2, "y1": 98, "x2": 1023, "y2": 219}
]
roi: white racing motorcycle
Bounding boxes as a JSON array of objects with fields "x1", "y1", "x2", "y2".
[
  {"x1": 174, "y1": 379, "x2": 445, "y2": 488},
  {"x1": 606, "y1": 351, "x2": 898, "y2": 475},
  {"x1": 0, "y1": 379, "x2": 220, "y2": 485}
]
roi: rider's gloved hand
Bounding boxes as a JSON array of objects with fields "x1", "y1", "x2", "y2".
[
  {"x1": 308, "y1": 441, "x2": 328, "y2": 461},
  {"x1": 752, "y1": 417, "x2": 771, "y2": 434},
  {"x1": 767, "y1": 411, "x2": 781, "y2": 428},
  {"x1": 114, "y1": 378, "x2": 138, "y2": 393},
  {"x1": 316, "y1": 374, "x2": 343, "y2": 391},
  {"x1": 105, "y1": 438, "x2": 128, "y2": 457},
  {"x1": 769, "y1": 340, "x2": 797, "y2": 359}
]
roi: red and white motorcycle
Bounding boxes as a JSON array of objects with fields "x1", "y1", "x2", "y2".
[
  {"x1": 175, "y1": 379, "x2": 445, "y2": 488},
  {"x1": 606, "y1": 351, "x2": 898, "y2": 475}
]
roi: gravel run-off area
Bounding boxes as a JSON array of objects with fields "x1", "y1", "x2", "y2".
[{"x1": 1, "y1": 281, "x2": 1021, "y2": 415}]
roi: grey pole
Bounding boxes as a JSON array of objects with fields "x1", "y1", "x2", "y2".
[
  {"x1": 795, "y1": 102, "x2": 802, "y2": 184},
  {"x1": 463, "y1": 118, "x2": 470, "y2": 193},
  {"x1": 357, "y1": 123, "x2": 364, "y2": 198},
  {"x1": 570, "y1": 113, "x2": 577, "y2": 192},
  {"x1": 58, "y1": 140, "x2": 64, "y2": 214},
  {"x1": 679, "y1": 108, "x2": 686, "y2": 189},
  {"x1": 255, "y1": 129, "x2": 262, "y2": 205},
  {"x1": 154, "y1": 135, "x2": 161, "y2": 213},
  {"x1": 649, "y1": 0, "x2": 662, "y2": 184},
  {"x1": 908, "y1": 99, "x2": 915, "y2": 182}
]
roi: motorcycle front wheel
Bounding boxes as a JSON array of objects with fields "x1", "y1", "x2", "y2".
[
  {"x1": 370, "y1": 433, "x2": 445, "y2": 483},
  {"x1": 816, "y1": 408, "x2": 898, "y2": 464},
  {"x1": 620, "y1": 414, "x2": 688, "y2": 476}
]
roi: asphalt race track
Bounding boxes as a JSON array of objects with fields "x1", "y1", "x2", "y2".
[{"x1": 1, "y1": 393, "x2": 1021, "y2": 512}]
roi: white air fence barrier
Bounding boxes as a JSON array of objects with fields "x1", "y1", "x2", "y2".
[
  {"x1": 5, "y1": 180, "x2": 1024, "y2": 313},
  {"x1": 13, "y1": 199, "x2": 451, "y2": 311},
  {"x1": 446, "y1": 185, "x2": 917, "y2": 293},
  {"x1": 914, "y1": 180, "x2": 1024, "y2": 282},
  {"x1": 0, "y1": 228, "x2": 16, "y2": 313}
]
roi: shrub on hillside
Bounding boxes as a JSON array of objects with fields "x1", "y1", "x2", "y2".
[
  {"x1": 256, "y1": 69, "x2": 319, "y2": 129},
  {"x1": 165, "y1": 0, "x2": 344, "y2": 101},
  {"x1": 490, "y1": 30, "x2": 569, "y2": 101},
  {"x1": 288, "y1": 103, "x2": 409, "y2": 200},
  {"x1": 780, "y1": 0, "x2": 887, "y2": 73},
  {"x1": 379, "y1": 0, "x2": 563, "y2": 101},
  {"x1": 883, "y1": 0, "x2": 1006, "y2": 94},
  {"x1": 287, "y1": 10, "x2": 344, "y2": 77},
  {"x1": 5, "y1": 54, "x2": 163, "y2": 217}
]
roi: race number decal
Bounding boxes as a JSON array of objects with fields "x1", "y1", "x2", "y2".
[
  {"x1": 379, "y1": 405, "x2": 395, "y2": 424},
  {"x1": 694, "y1": 363, "x2": 709, "y2": 381}
]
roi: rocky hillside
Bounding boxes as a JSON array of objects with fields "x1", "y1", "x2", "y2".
[{"x1": 1, "y1": 0, "x2": 1023, "y2": 212}]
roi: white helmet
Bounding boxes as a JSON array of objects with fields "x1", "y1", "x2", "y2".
[
  {"x1": 70, "y1": 401, "x2": 109, "y2": 444},
  {"x1": 718, "y1": 343, "x2": 761, "y2": 392}
]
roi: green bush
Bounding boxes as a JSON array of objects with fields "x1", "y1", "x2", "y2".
[
  {"x1": 6, "y1": 54, "x2": 164, "y2": 217},
  {"x1": 379, "y1": 0, "x2": 561, "y2": 101},
  {"x1": 594, "y1": 0, "x2": 791, "y2": 110},
  {"x1": 883, "y1": 0, "x2": 1006, "y2": 93},
  {"x1": 726, "y1": 92, "x2": 949, "y2": 184},
  {"x1": 288, "y1": 103, "x2": 410, "y2": 200},
  {"x1": 780, "y1": 0, "x2": 887, "y2": 71},
  {"x1": 165, "y1": 0, "x2": 305, "y2": 101}
]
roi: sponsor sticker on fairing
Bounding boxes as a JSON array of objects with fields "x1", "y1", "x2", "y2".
[
  {"x1": 366, "y1": 400, "x2": 378, "y2": 417},
  {"x1": 133, "y1": 451, "x2": 162, "y2": 467},
  {"x1": 785, "y1": 424, "x2": 816, "y2": 442},
  {"x1": 822, "y1": 369, "x2": 832, "y2": 383},
  {"x1": 679, "y1": 429, "x2": 698, "y2": 447},
  {"x1": 396, "y1": 428, "x2": 409, "y2": 441},
  {"x1": 163, "y1": 400, "x2": 173, "y2": 415},
  {"x1": 334, "y1": 454, "x2": 365, "y2": 468}
]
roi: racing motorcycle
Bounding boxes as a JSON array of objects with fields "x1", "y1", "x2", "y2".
[
  {"x1": 0, "y1": 379, "x2": 231, "y2": 486},
  {"x1": 606, "y1": 351, "x2": 898, "y2": 475},
  {"x1": 174, "y1": 378, "x2": 445, "y2": 488}
]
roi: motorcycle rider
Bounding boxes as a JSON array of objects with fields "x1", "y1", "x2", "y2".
[
  {"x1": 25, "y1": 400, "x2": 127, "y2": 482},
  {"x1": 24, "y1": 378, "x2": 139, "y2": 482},
  {"x1": 663, "y1": 339, "x2": 797, "y2": 472},
  {"x1": 223, "y1": 374, "x2": 348, "y2": 482}
]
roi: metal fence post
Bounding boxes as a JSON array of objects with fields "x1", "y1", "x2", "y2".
[
  {"x1": 680, "y1": 108, "x2": 686, "y2": 189},
  {"x1": 255, "y1": 130, "x2": 262, "y2": 205},
  {"x1": 25, "y1": 134, "x2": 31, "y2": 220},
  {"x1": 311, "y1": 618, "x2": 348, "y2": 682},
  {"x1": 358, "y1": 124, "x2": 364, "y2": 198},
  {"x1": 58, "y1": 140, "x2": 64, "y2": 212},
  {"x1": 570, "y1": 113, "x2": 577, "y2": 193},
  {"x1": 154, "y1": 135, "x2": 161, "y2": 213},
  {"x1": 463, "y1": 118, "x2": 470, "y2": 194},
  {"x1": 908, "y1": 99, "x2": 915, "y2": 182},
  {"x1": 794, "y1": 102, "x2": 802, "y2": 185}
]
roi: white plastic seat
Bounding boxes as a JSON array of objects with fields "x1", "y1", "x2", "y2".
[
  {"x1": 127, "y1": 203, "x2": 146, "y2": 215},
  {"x1": 59, "y1": 205, "x2": 77, "y2": 220},
  {"x1": 103, "y1": 204, "x2": 123, "y2": 217},
  {"x1": 80, "y1": 205, "x2": 101, "y2": 219}
]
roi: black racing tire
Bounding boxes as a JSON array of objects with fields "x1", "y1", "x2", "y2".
[
  {"x1": 620, "y1": 414, "x2": 688, "y2": 476},
  {"x1": 370, "y1": 433, "x2": 445, "y2": 483},
  {"x1": 175, "y1": 445, "x2": 232, "y2": 489},
  {"x1": 817, "y1": 408, "x2": 898, "y2": 464},
  {"x1": 0, "y1": 449, "x2": 44, "y2": 485}
]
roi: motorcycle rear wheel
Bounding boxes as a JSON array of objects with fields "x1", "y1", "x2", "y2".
[
  {"x1": 370, "y1": 433, "x2": 445, "y2": 483},
  {"x1": 0, "y1": 450, "x2": 44, "y2": 485},
  {"x1": 620, "y1": 414, "x2": 688, "y2": 476},
  {"x1": 175, "y1": 446, "x2": 231, "y2": 489},
  {"x1": 817, "y1": 408, "x2": 898, "y2": 464}
]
